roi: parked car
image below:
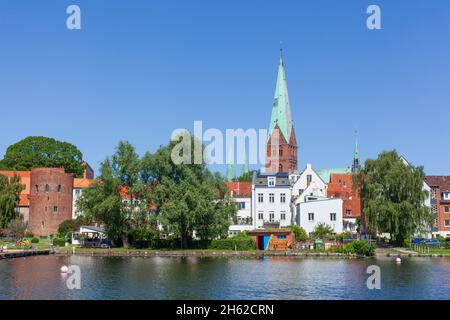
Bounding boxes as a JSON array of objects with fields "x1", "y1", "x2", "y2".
[
  {"x1": 424, "y1": 239, "x2": 441, "y2": 247},
  {"x1": 412, "y1": 238, "x2": 425, "y2": 245}
]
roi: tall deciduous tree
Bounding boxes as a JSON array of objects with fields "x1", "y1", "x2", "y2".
[
  {"x1": 0, "y1": 136, "x2": 84, "y2": 177},
  {"x1": 354, "y1": 150, "x2": 433, "y2": 245},
  {"x1": 0, "y1": 174, "x2": 25, "y2": 228},
  {"x1": 146, "y1": 133, "x2": 236, "y2": 248},
  {"x1": 77, "y1": 141, "x2": 149, "y2": 248}
]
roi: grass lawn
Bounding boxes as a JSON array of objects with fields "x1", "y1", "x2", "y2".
[{"x1": 427, "y1": 248, "x2": 450, "y2": 255}]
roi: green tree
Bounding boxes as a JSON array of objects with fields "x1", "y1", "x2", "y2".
[
  {"x1": 0, "y1": 174, "x2": 25, "y2": 228},
  {"x1": 310, "y1": 223, "x2": 335, "y2": 240},
  {"x1": 284, "y1": 225, "x2": 308, "y2": 241},
  {"x1": 77, "y1": 141, "x2": 150, "y2": 248},
  {"x1": 148, "y1": 133, "x2": 236, "y2": 248},
  {"x1": 0, "y1": 136, "x2": 84, "y2": 177},
  {"x1": 354, "y1": 150, "x2": 433, "y2": 245}
]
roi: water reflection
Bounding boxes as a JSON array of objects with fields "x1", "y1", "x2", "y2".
[{"x1": 0, "y1": 255, "x2": 449, "y2": 300}]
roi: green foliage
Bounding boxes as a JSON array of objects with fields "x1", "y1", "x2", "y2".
[
  {"x1": 404, "y1": 237, "x2": 412, "y2": 248},
  {"x1": 77, "y1": 141, "x2": 149, "y2": 248},
  {"x1": 284, "y1": 225, "x2": 308, "y2": 241},
  {"x1": 0, "y1": 174, "x2": 25, "y2": 228},
  {"x1": 331, "y1": 240, "x2": 376, "y2": 256},
  {"x1": 344, "y1": 240, "x2": 376, "y2": 256},
  {"x1": 58, "y1": 216, "x2": 90, "y2": 234},
  {"x1": 354, "y1": 150, "x2": 433, "y2": 245},
  {"x1": 53, "y1": 238, "x2": 66, "y2": 247},
  {"x1": 25, "y1": 231, "x2": 34, "y2": 238},
  {"x1": 150, "y1": 133, "x2": 236, "y2": 248},
  {"x1": 335, "y1": 231, "x2": 353, "y2": 242},
  {"x1": 31, "y1": 237, "x2": 39, "y2": 243},
  {"x1": 310, "y1": 223, "x2": 335, "y2": 240},
  {"x1": 209, "y1": 239, "x2": 255, "y2": 251},
  {"x1": 237, "y1": 171, "x2": 252, "y2": 182},
  {"x1": 0, "y1": 136, "x2": 84, "y2": 177}
]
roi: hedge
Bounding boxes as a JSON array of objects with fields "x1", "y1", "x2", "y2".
[
  {"x1": 31, "y1": 237, "x2": 39, "y2": 243},
  {"x1": 208, "y1": 239, "x2": 255, "y2": 251}
]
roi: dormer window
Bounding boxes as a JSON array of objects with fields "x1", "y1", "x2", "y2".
[{"x1": 268, "y1": 177, "x2": 276, "y2": 187}]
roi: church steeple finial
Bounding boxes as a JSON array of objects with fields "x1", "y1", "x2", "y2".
[{"x1": 352, "y1": 131, "x2": 360, "y2": 173}]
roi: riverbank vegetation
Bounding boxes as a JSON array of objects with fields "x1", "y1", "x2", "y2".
[
  {"x1": 76, "y1": 135, "x2": 237, "y2": 249},
  {"x1": 354, "y1": 150, "x2": 433, "y2": 246}
]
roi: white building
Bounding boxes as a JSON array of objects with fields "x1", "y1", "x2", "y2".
[
  {"x1": 252, "y1": 172, "x2": 293, "y2": 228},
  {"x1": 290, "y1": 164, "x2": 343, "y2": 235},
  {"x1": 295, "y1": 196, "x2": 343, "y2": 234},
  {"x1": 226, "y1": 182, "x2": 254, "y2": 236},
  {"x1": 291, "y1": 163, "x2": 327, "y2": 202}
]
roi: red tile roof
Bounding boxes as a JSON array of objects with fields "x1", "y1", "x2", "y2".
[
  {"x1": 73, "y1": 178, "x2": 95, "y2": 189},
  {"x1": 425, "y1": 176, "x2": 450, "y2": 192},
  {"x1": 225, "y1": 182, "x2": 252, "y2": 197}
]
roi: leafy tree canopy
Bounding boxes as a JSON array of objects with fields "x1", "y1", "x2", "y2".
[
  {"x1": 0, "y1": 136, "x2": 84, "y2": 177},
  {"x1": 0, "y1": 174, "x2": 25, "y2": 228},
  {"x1": 354, "y1": 150, "x2": 433, "y2": 245}
]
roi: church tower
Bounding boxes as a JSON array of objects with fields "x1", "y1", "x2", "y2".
[{"x1": 265, "y1": 49, "x2": 298, "y2": 173}]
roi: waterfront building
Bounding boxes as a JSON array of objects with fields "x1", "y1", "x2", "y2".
[
  {"x1": 251, "y1": 171, "x2": 293, "y2": 228},
  {"x1": 248, "y1": 229, "x2": 295, "y2": 250},
  {"x1": 0, "y1": 164, "x2": 94, "y2": 236},
  {"x1": 225, "y1": 181, "x2": 253, "y2": 236},
  {"x1": 327, "y1": 173, "x2": 361, "y2": 233},
  {"x1": 265, "y1": 49, "x2": 298, "y2": 174},
  {"x1": 424, "y1": 176, "x2": 450, "y2": 239},
  {"x1": 296, "y1": 196, "x2": 343, "y2": 234}
]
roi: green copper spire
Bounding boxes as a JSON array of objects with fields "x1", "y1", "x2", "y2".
[
  {"x1": 268, "y1": 48, "x2": 293, "y2": 141},
  {"x1": 352, "y1": 133, "x2": 360, "y2": 173},
  {"x1": 241, "y1": 147, "x2": 249, "y2": 175},
  {"x1": 226, "y1": 150, "x2": 236, "y2": 182}
]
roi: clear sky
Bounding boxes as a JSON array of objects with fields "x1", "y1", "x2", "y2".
[{"x1": 1, "y1": 0, "x2": 449, "y2": 176}]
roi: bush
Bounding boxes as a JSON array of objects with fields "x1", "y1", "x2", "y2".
[
  {"x1": 25, "y1": 231, "x2": 34, "y2": 238},
  {"x1": 404, "y1": 237, "x2": 412, "y2": 248},
  {"x1": 284, "y1": 225, "x2": 308, "y2": 242},
  {"x1": 53, "y1": 238, "x2": 66, "y2": 247},
  {"x1": 209, "y1": 239, "x2": 255, "y2": 251},
  {"x1": 31, "y1": 237, "x2": 39, "y2": 243},
  {"x1": 343, "y1": 240, "x2": 376, "y2": 256},
  {"x1": 335, "y1": 231, "x2": 352, "y2": 242}
]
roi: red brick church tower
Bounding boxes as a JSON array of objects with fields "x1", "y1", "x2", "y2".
[{"x1": 265, "y1": 50, "x2": 298, "y2": 173}]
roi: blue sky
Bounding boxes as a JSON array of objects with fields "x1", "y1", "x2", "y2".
[{"x1": 1, "y1": 0, "x2": 449, "y2": 176}]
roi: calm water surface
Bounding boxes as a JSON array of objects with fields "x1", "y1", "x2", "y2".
[{"x1": 0, "y1": 255, "x2": 449, "y2": 299}]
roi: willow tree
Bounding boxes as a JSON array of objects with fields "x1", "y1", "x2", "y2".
[
  {"x1": 0, "y1": 174, "x2": 25, "y2": 228},
  {"x1": 146, "y1": 133, "x2": 236, "y2": 248},
  {"x1": 354, "y1": 150, "x2": 432, "y2": 245},
  {"x1": 77, "y1": 141, "x2": 149, "y2": 248}
]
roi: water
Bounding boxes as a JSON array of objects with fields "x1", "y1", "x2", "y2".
[{"x1": 0, "y1": 255, "x2": 449, "y2": 299}]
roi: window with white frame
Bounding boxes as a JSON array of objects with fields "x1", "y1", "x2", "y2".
[
  {"x1": 281, "y1": 211, "x2": 286, "y2": 220},
  {"x1": 258, "y1": 193, "x2": 263, "y2": 203},
  {"x1": 445, "y1": 220, "x2": 450, "y2": 227},
  {"x1": 269, "y1": 211, "x2": 275, "y2": 222},
  {"x1": 258, "y1": 212, "x2": 264, "y2": 220},
  {"x1": 280, "y1": 193, "x2": 286, "y2": 203},
  {"x1": 269, "y1": 193, "x2": 275, "y2": 203},
  {"x1": 268, "y1": 177, "x2": 276, "y2": 187},
  {"x1": 330, "y1": 213, "x2": 336, "y2": 221},
  {"x1": 308, "y1": 213, "x2": 314, "y2": 221}
]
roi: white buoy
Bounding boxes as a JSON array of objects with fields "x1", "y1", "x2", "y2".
[
  {"x1": 60, "y1": 265, "x2": 69, "y2": 273},
  {"x1": 396, "y1": 257, "x2": 401, "y2": 263}
]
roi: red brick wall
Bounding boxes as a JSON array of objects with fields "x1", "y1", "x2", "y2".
[
  {"x1": 29, "y1": 168, "x2": 74, "y2": 236},
  {"x1": 327, "y1": 173, "x2": 361, "y2": 218},
  {"x1": 265, "y1": 126, "x2": 298, "y2": 173}
]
